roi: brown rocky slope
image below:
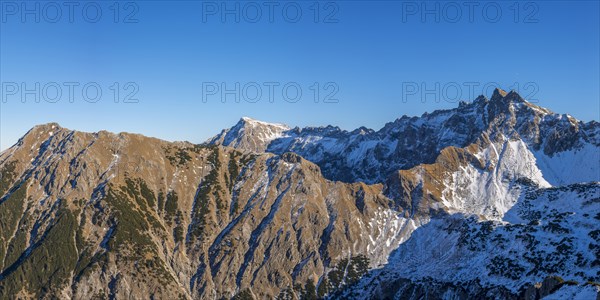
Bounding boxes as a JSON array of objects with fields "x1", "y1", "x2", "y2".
[{"x1": 0, "y1": 123, "x2": 413, "y2": 299}]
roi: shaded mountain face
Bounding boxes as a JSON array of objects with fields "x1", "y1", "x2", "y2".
[
  {"x1": 341, "y1": 182, "x2": 600, "y2": 299},
  {"x1": 0, "y1": 89, "x2": 599, "y2": 299},
  {"x1": 209, "y1": 89, "x2": 599, "y2": 186}
]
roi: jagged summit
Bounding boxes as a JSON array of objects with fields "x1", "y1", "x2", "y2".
[
  {"x1": 504, "y1": 90, "x2": 527, "y2": 103},
  {"x1": 487, "y1": 88, "x2": 529, "y2": 107},
  {"x1": 220, "y1": 90, "x2": 540, "y2": 147},
  {"x1": 210, "y1": 90, "x2": 599, "y2": 185},
  {"x1": 491, "y1": 87, "x2": 508, "y2": 100},
  {"x1": 474, "y1": 94, "x2": 489, "y2": 104}
]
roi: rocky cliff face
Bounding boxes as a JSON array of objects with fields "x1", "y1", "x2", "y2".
[{"x1": 0, "y1": 89, "x2": 598, "y2": 299}]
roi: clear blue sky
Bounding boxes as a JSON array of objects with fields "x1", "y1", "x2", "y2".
[{"x1": 1, "y1": 0, "x2": 599, "y2": 150}]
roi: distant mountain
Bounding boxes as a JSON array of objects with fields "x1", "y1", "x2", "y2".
[
  {"x1": 0, "y1": 89, "x2": 598, "y2": 299},
  {"x1": 209, "y1": 89, "x2": 599, "y2": 186},
  {"x1": 207, "y1": 117, "x2": 290, "y2": 153}
]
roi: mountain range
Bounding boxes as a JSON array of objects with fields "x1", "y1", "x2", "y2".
[{"x1": 0, "y1": 88, "x2": 598, "y2": 299}]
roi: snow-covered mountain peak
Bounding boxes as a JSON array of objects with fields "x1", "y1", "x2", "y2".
[
  {"x1": 206, "y1": 117, "x2": 291, "y2": 152},
  {"x1": 209, "y1": 91, "x2": 599, "y2": 189},
  {"x1": 238, "y1": 116, "x2": 290, "y2": 130}
]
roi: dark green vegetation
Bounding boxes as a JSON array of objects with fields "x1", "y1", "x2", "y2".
[
  {"x1": 227, "y1": 151, "x2": 241, "y2": 191},
  {"x1": 0, "y1": 161, "x2": 18, "y2": 197},
  {"x1": 488, "y1": 256, "x2": 526, "y2": 280},
  {"x1": 0, "y1": 200, "x2": 78, "y2": 298},
  {"x1": 0, "y1": 182, "x2": 28, "y2": 272},
  {"x1": 0, "y1": 161, "x2": 25, "y2": 272},
  {"x1": 317, "y1": 255, "x2": 370, "y2": 297},
  {"x1": 165, "y1": 147, "x2": 193, "y2": 166},
  {"x1": 188, "y1": 148, "x2": 255, "y2": 242},
  {"x1": 0, "y1": 171, "x2": 182, "y2": 298},
  {"x1": 124, "y1": 178, "x2": 156, "y2": 211},
  {"x1": 188, "y1": 148, "x2": 221, "y2": 242},
  {"x1": 164, "y1": 191, "x2": 179, "y2": 223},
  {"x1": 233, "y1": 288, "x2": 255, "y2": 300},
  {"x1": 304, "y1": 280, "x2": 318, "y2": 300}
]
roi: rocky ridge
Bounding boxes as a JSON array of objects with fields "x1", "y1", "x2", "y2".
[{"x1": 0, "y1": 89, "x2": 598, "y2": 299}]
